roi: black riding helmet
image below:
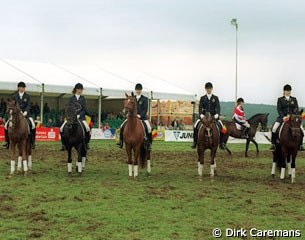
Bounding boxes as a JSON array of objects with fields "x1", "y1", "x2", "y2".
[
  {"x1": 17, "y1": 82, "x2": 26, "y2": 88},
  {"x1": 135, "y1": 83, "x2": 143, "y2": 90},
  {"x1": 237, "y1": 97, "x2": 244, "y2": 103},
  {"x1": 75, "y1": 83, "x2": 84, "y2": 90},
  {"x1": 283, "y1": 84, "x2": 292, "y2": 91},
  {"x1": 205, "y1": 82, "x2": 213, "y2": 89}
]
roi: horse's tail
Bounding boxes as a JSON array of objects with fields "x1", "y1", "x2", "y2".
[
  {"x1": 139, "y1": 144, "x2": 147, "y2": 169},
  {"x1": 274, "y1": 146, "x2": 282, "y2": 170}
]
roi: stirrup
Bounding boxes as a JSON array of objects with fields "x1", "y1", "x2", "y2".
[
  {"x1": 270, "y1": 144, "x2": 276, "y2": 151},
  {"x1": 191, "y1": 142, "x2": 197, "y2": 149},
  {"x1": 299, "y1": 145, "x2": 304, "y2": 152}
]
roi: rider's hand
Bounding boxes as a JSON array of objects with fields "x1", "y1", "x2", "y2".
[
  {"x1": 23, "y1": 111, "x2": 27, "y2": 116},
  {"x1": 200, "y1": 114, "x2": 204, "y2": 119},
  {"x1": 283, "y1": 115, "x2": 290, "y2": 122},
  {"x1": 77, "y1": 114, "x2": 80, "y2": 119},
  {"x1": 214, "y1": 114, "x2": 219, "y2": 119},
  {"x1": 137, "y1": 114, "x2": 141, "y2": 118}
]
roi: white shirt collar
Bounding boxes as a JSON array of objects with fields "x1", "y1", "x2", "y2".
[
  {"x1": 19, "y1": 92, "x2": 24, "y2": 98},
  {"x1": 136, "y1": 95, "x2": 141, "y2": 100},
  {"x1": 75, "y1": 94, "x2": 80, "y2": 100},
  {"x1": 206, "y1": 93, "x2": 212, "y2": 100},
  {"x1": 285, "y1": 95, "x2": 290, "y2": 101}
]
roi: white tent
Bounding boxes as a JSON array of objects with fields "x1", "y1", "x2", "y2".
[{"x1": 0, "y1": 59, "x2": 196, "y2": 125}]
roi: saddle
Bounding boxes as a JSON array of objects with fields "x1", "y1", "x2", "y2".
[{"x1": 234, "y1": 123, "x2": 243, "y2": 131}]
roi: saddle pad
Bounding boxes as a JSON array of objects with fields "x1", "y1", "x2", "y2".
[{"x1": 235, "y1": 122, "x2": 242, "y2": 130}]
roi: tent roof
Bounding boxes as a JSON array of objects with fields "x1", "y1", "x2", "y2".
[{"x1": 0, "y1": 59, "x2": 196, "y2": 101}]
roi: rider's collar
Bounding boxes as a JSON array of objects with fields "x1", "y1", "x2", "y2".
[
  {"x1": 75, "y1": 94, "x2": 81, "y2": 100},
  {"x1": 136, "y1": 95, "x2": 141, "y2": 100},
  {"x1": 285, "y1": 95, "x2": 290, "y2": 101},
  {"x1": 19, "y1": 92, "x2": 24, "y2": 98},
  {"x1": 206, "y1": 93, "x2": 212, "y2": 100}
]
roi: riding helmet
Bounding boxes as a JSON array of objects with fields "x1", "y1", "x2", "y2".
[
  {"x1": 75, "y1": 83, "x2": 84, "y2": 90},
  {"x1": 205, "y1": 82, "x2": 213, "y2": 89},
  {"x1": 283, "y1": 84, "x2": 292, "y2": 91},
  {"x1": 237, "y1": 97, "x2": 244, "y2": 103},
  {"x1": 17, "y1": 81, "x2": 26, "y2": 88},
  {"x1": 135, "y1": 83, "x2": 143, "y2": 90}
]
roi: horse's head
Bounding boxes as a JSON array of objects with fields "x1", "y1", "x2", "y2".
[
  {"x1": 260, "y1": 113, "x2": 269, "y2": 132},
  {"x1": 200, "y1": 112, "x2": 215, "y2": 138},
  {"x1": 289, "y1": 109, "x2": 303, "y2": 138},
  {"x1": 124, "y1": 92, "x2": 137, "y2": 116},
  {"x1": 65, "y1": 103, "x2": 77, "y2": 128},
  {"x1": 6, "y1": 99, "x2": 21, "y2": 128}
]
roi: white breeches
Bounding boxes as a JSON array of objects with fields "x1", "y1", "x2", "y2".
[
  {"x1": 194, "y1": 119, "x2": 223, "y2": 129},
  {"x1": 60, "y1": 120, "x2": 90, "y2": 132},
  {"x1": 272, "y1": 121, "x2": 304, "y2": 134},
  {"x1": 4, "y1": 117, "x2": 35, "y2": 130}
]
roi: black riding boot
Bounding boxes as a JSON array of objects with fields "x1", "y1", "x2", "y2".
[
  {"x1": 299, "y1": 131, "x2": 304, "y2": 151},
  {"x1": 31, "y1": 128, "x2": 36, "y2": 149},
  {"x1": 191, "y1": 127, "x2": 198, "y2": 149},
  {"x1": 219, "y1": 133, "x2": 226, "y2": 149},
  {"x1": 3, "y1": 129, "x2": 9, "y2": 149},
  {"x1": 270, "y1": 132, "x2": 276, "y2": 151},
  {"x1": 60, "y1": 132, "x2": 66, "y2": 151},
  {"x1": 147, "y1": 132, "x2": 152, "y2": 150},
  {"x1": 241, "y1": 127, "x2": 249, "y2": 139},
  {"x1": 117, "y1": 126, "x2": 124, "y2": 148},
  {"x1": 85, "y1": 131, "x2": 91, "y2": 150}
]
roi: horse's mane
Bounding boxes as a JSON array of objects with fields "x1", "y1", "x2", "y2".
[{"x1": 248, "y1": 113, "x2": 266, "y2": 121}]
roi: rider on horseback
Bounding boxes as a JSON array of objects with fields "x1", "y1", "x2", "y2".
[
  {"x1": 191, "y1": 82, "x2": 226, "y2": 149},
  {"x1": 60, "y1": 83, "x2": 91, "y2": 150},
  {"x1": 3, "y1": 82, "x2": 36, "y2": 149},
  {"x1": 232, "y1": 98, "x2": 250, "y2": 139},
  {"x1": 270, "y1": 84, "x2": 304, "y2": 151},
  {"x1": 117, "y1": 83, "x2": 152, "y2": 150}
]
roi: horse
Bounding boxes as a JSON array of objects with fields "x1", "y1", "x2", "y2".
[
  {"x1": 6, "y1": 100, "x2": 32, "y2": 176},
  {"x1": 271, "y1": 110, "x2": 303, "y2": 183},
  {"x1": 222, "y1": 113, "x2": 269, "y2": 157},
  {"x1": 123, "y1": 92, "x2": 151, "y2": 179},
  {"x1": 62, "y1": 103, "x2": 87, "y2": 176},
  {"x1": 197, "y1": 112, "x2": 220, "y2": 179}
]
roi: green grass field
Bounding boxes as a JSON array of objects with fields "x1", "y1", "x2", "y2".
[{"x1": 1, "y1": 141, "x2": 305, "y2": 240}]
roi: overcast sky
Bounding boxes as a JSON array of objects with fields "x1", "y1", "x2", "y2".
[{"x1": 1, "y1": 0, "x2": 305, "y2": 105}]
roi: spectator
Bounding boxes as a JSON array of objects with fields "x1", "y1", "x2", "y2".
[
  {"x1": 179, "y1": 120, "x2": 185, "y2": 130},
  {"x1": 57, "y1": 116, "x2": 64, "y2": 128},
  {"x1": 32, "y1": 102, "x2": 40, "y2": 117},
  {"x1": 0, "y1": 98, "x2": 6, "y2": 117},
  {"x1": 43, "y1": 103, "x2": 50, "y2": 115},
  {"x1": 46, "y1": 118, "x2": 54, "y2": 128},
  {"x1": 171, "y1": 118, "x2": 180, "y2": 130},
  {"x1": 35, "y1": 116, "x2": 42, "y2": 128},
  {"x1": 0, "y1": 117, "x2": 5, "y2": 127}
]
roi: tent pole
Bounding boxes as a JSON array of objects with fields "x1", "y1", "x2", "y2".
[
  {"x1": 98, "y1": 88, "x2": 102, "y2": 128},
  {"x1": 40, "y1": 83, "x2": 45, "y2": 124},
  {"x1": 157, "y1": 99, "x2": 160, "y2": 125},
  {"x1": 149, "y1": 91, "x2": 153, "y2": 122}
]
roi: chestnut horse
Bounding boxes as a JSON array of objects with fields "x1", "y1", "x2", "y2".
[
  {"x1": 271, "y1": 110, "x2": 303, "y2": 183},
  {"x1": 6, "y1": 100, "x2": 32, "y2": 176},
  {"x1": 222, "y1": 113, "x2": 269, "y2": 157},
  {"x1": 123, "y1": 93, "x2": 151, "y2": 179},
  {"x1": 197, "y1": 112, "x2": 220, "y2": 179}
]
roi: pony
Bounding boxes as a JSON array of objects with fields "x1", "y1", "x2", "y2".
[
  {"x1": 62, "y1": 103, "x2": 87, "y2": 176},
  {"x1": 6, "y1": 100, "x2": 32, "y2": 176},
  {"x1": 271, "y1": 110, "x2": 303, "y2": 183},
  {"x1": 123, "y1": 92, "x2": 151, "y2": 179},
  {"x1": 197, "y1": 112, "x2": 220, "y2": 179},
  {"x1": 222, "y1": 113, "x2": 269, "y2": 157}
]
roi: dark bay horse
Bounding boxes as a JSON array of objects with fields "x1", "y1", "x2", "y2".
[
  {"x1": 271, "y1": 110, "x2": 303, "y2": 183},
  {"x1": 123, "y1": 92, "x2": 151, "y2": 179},
  {"x1": 222, "y1": 113, "x2": 269, "y2": 157},
  {"x1": 62, "y1": 103, "x2": 87, "y2": 176},
  {"x1": 197, "y1": 112, "x2": 220, "y2": 179},
  {"x1": 6, "y1": 100, "x2": 32, "y2": 176}
]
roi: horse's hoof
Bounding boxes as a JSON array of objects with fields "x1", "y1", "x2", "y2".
[
  {"x1": 78, "y1": 172, "x2": 82, "y2": 177},
  {"x1": 128, "y1": 176, "x2": 133, "y2": 180},
  {"x1": 198, "y1": 176, "x2": 203, "y2": 182},
  {"x1": 16, "y1": 170, "x2": 21, "y2": 175},
  {"x1": 271, "y1": 174, "x2": 275, "y2": 178},
  {"x1": 68, "y1": 172, "x2": 72, "y2": 177},
  {"x1": 133, "y1": 176, "x2": 138, "y2": 181},
  {"x1": 24, "y1": 171, "x2": 28, "y2": 177}
]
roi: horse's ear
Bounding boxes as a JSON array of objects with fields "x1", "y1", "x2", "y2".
[
  {"x1": 300, "y1": 109, "x2": 303, "y2": 115},
  {"x1": 131, "y1": 92, "x2": 134, "y2": 97},
  {"x1": 125, "y1": 93, "x2": 128, "y2": 98},
  {"x1": 266, "y1": 113, "x2": 269, "y2": 117}
]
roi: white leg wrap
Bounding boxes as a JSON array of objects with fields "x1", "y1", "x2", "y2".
[
  {"x1": 78, "y1": 162, "x2": 82, "y2": 173},
  {"x1": 147, "y1": 160, "x2": 151, "y2": 173},
  {"x1": 68, "y1": 163, "x2": 72, "y2": 173},
  {"x1": 17, "y1": 156, "x2": 22, "y2": 171},
  {"x1": 280, "y1": 168, "x2": 285, "y2": 179},
  {"x1": 134, "y1": 165, "x2": 138, "y2": 177},
  {"x1": 271, "y1": 162, "x2": 276, "y2": 175},
  {"x1": 10, "y1": 160, "x2": 15, "y2": 174},
  {"x1": 287, "y1": 162, "x2": 292, "y2": 175},
  {"x1": 82, "y1": 157, "x2": 86, "y2": 169},
  {"x1": 23, "y1": 160, "x2": 28, "y2": 172},
  {"x1": 210, "y1": 164, "x2": 215, "y2": 177},
  {"x1": 198, "y1": 164, "x2": 203, "y2": 176},
  {"x1": 128, "y1": 164, "x2": 133, "y2": 177},
  {"x1": 291, "y1": 168, "x2": 296, "y2": 178},
  {"x1": 143, "y1": 120, "x2": 152, "y2": 133},
  {"x1": 28, "y1": 155, "x2": 32, "y2": 170}
]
